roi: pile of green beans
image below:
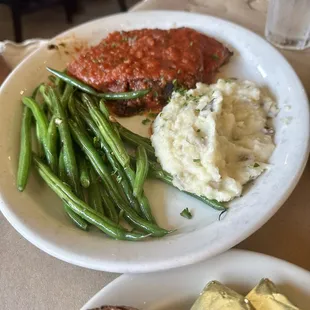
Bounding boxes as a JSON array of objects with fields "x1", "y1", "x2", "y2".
[{"x1": 16, "y1": 66, "x2": 226, "y2": 241}]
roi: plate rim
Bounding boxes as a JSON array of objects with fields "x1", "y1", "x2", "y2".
[
  {"x1": 0, "y1": 10, "x2": 309, "y2": 273},
  {"x1": 81, "y1": 248, "x2": 310, "y2": 309}
]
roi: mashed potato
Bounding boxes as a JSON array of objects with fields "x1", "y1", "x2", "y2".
[{"x1": 151, "y1": 79, "x2": 278, "y2": 202}]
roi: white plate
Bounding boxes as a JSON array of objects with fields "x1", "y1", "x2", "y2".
[
  {"x1": 82, "y1": 249, "x2": 310, "y2": 309},
  {"x1": 0, "y1": 11, "x2": 309, "y2": 273}
]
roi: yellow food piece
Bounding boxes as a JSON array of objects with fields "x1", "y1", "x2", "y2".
[
  {"x1": 190, "y1": 280, "x2": 254, "y2": 310},
  {"x1": 246, "y1": 278, "x2": 300, "y2": 310}
]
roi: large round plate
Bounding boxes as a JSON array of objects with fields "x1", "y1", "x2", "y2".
[
  {"x1": 0, "y1": 11, "x2": 309, "y2": 272},
  {"x1": 82, "y1": 249, "x2": 310, "y2": 309}
]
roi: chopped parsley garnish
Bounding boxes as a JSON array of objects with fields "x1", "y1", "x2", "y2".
[
  {"x1": 211, "y1": 54, "x2": 219, "y2": 60},
  {"x1": 148, "y1": 112, "x2": 158, "y2": 118},
  {"x1": 193, "y1": 159, "x2": 200, "y2": 163},
  {"x1": 111, "y1": 43, "x2": 118, "y2": 48},
  {"x1": 195, "y1": 109, "x2": 200, "y2": 113},
  {"x1": 180, "y1": 208, "x2": 192, "y2": 219},
  {"x1": 142, "y1": 118, "x2": 151, "y2": 125},
  {"x1": 254, "y1": 163, "x2": 260, "y2": 168},
  {"x1": 153, "y1": 91, "x2": 158, "y2": 98}
]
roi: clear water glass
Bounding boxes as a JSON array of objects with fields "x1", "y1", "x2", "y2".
[{"x1": 265, "y1": 0, "x2": 310, "y2": 50}]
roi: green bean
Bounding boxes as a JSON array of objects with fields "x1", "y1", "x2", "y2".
[
  {"x1": 83, "y1": 94, "x2": 130, "y2": 168},
  {"x1": 35, "y1": 123, "x2": 44, "y2": 158},
  {"x1": 47, "y1": 67, "x2": 150, "y2": 100},
  {"x1": 83, "y1": 95, "x2": 155, "y2": 222},
  {"x1": 76, "y1": 103, "x2": 141, "y2": 214},
  {"x1": 88, "y1": 166, "x2": 104, "y2": 215},
  {"x1": 78, "y1": 155, "x2": 90, "y2": 188},
  {"x1": 55, "y1": 76, "x2": 65, "y2": 95},
  {"x1": 22, "y1": 97, "x2": 48, "y2": 138},
  {"x1": 46, "y1": 116, "x2": 58, "y2": 173},
  {"x1": 114, "y1": 122, "x2": 152, "y2": 145},
  {"x1": 133, "y1": 146, "x2": 148, "y2": 198},
  {"x1": 31, "y1": 85, "x2": 45, "y2": 157},
  {"x1": 34, "y1": 155, "x2": 149, "y2": 240},
  {"x1": 68, "y1": 120, "x2": 169, "y2": 237},
  {"x1": 58, "y1": 148, "x2": 89, "y2": 230},
  {"x1": 100, "y1": 185, "x2": 119, "y2": 223},
  {"x1": 115, "y1": 123, "x2": 156, "y2": 159},
  {"x1": 22, "y1": 96, "x2": 56, "y2": 168},
  {"x1": 61, "y1": 84, "x2": 74, "y2": 109},
  {"x1": 17, "y1": 106, "x2": 32, "y2": 191},
  {"x1": 131, "y1": 155, "x2": 227, "y2": 211},
  {"x1": 38, "y1": 84, "x2": 53, "y2": 111},
  {"x1": 99, "y1": 99, "x2": 121, "y2": 139},
  {"x1": 98, "y1": 99, "x2": 110, "y2": 119},
  {"x1": 64, "y1": 204, "x2": 88, "y2": 230},
  {"x1": 68, "y1": 94, "x2": 90, "y2": 135},
  {"x1": 58, "y1": 148, "x2": 66, "y2": 180},
  {"x1": 46, "y1": 86, "x2": 80, "y2": 196},
  {"x1": 48, "y1": 75, "x2": 56, "y2": 84}
]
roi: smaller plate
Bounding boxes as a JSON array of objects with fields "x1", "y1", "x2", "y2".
[{"x1": 82, "y1": 249, "x2": 310, "y2": 310}]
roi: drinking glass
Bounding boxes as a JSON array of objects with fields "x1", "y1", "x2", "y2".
[{"x1": 265, "y1": 0, "x2": 310, "y2": 50}]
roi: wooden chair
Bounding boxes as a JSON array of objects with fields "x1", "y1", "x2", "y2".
[
  {"x1": 117, "y1": 0, "x2": 127, "y2": 12},
  {"x1": 0, "y1": 0, "x2": 128, "y2": 43},
  {"x1": 0, "y1": 0, "x2": 76, "y2": 42}
]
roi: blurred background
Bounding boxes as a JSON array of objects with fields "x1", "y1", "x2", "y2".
[{"x1": 0, "y1": 0, "x2": 139, "y2": 42}]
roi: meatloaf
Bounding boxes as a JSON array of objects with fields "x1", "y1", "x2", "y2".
[{"x1": 67, "y1": 28, "x2": 232, "y2": 116}]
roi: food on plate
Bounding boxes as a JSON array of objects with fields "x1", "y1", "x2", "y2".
[
  {"x1": 151, "y1": 79, "x2": 278, "y2": 202},
  {"x1": 16, "y1": 25, "x2": 277, "y2": 240},
  {"x1": 16, "y1": 67, "x2": 226, "y2": 241},
  {"x1": 246, "y1": 278, "x2": 300, "y2": 310},
  {"x1": 191, "y1": 279, "x2": 300, "y2": 310},
  {"x1": 190, "y1": 280, "x2": 254, "y2": 310},
  {"x1": 87, "y1": 278, "x2": 301, "y2": 310},
  {"x1": 67, "y1": 28, "x2": 232, "y2": 116}
]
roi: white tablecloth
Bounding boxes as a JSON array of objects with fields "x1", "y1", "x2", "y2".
[{"x1": 1, "y1": 1, "x2": 310, "y2": 309}]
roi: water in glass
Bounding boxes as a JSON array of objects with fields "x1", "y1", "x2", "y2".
[{"x1": 265, "y1": 0, "x2": 310, "y2": 50}]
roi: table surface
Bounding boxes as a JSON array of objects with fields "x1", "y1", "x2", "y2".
[{"x1": 1, "y1": 1, "x2": 310, "y2": 309}]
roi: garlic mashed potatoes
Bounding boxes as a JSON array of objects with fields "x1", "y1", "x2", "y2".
[{"x1": 151, "y1": 79, "x2": 278, "y2": 202}]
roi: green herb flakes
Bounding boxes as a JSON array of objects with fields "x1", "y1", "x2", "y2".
[
  {"x1": 180, "y1": 208, "x2": 192, "y2": 219},
  {"x1": 193, "y1": 159, "x2": 200, "y2": 163},
  {"x1": 254, "y1": 163, "x2": 260, "y2": 168},
  {"x1": 148, "y1": 112, "x2": 158, "y2": 118},
  {"x1": 211, "y1": 54, "x2": 219, "y2": 60},
  {"x1": 142, "y1": 118, "x2": 151, "y2": 125}
]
